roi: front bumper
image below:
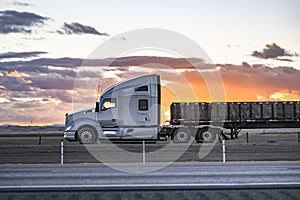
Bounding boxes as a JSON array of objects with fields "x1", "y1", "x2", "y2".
[{"x1": 64, "y1": 131, "x2": 76, "y2": 141}]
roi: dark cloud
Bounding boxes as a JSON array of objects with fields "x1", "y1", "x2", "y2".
[
  {"x1": 12, "y1": 101, "x2": 42, "y2": 109},
  {"x1": 8, "y1": 90, "x2": 73, "y2": 104},
  {"x1": 0, "y1": 56, "x2": 208, "y2": 69},
  {"x1": 0, "y1": 69, "x2": 75, "y2": 91},
  {"x1": 52, "y1": 92, "x2": 72, "y2": 103},
  {"x1": 276, "y1": 58, "x2": 293, "y2": 62},
  {"x1": 0, "y1": 57, "x2": 84, "y2": 68},
  {"x1": 108, "y1": 56, "x2": 210, "y2": 69},
  {"x1": 0, "y1": 10, "x2": 50, "y2": 34},
  {"x1": 0, "y1": 51, "x2": 47, "y2": 59},
  {"x1": 77, "y1": 70, "x2": 104, "y2": 79},
  {"x1": 29, "y1": 73, "x2": 75, "y2": 90},
  {"x1": 1, "y1": 56, "x2": 300, "y2": 100},
  {"x1": 22, "y1": 37, "x2": 46, "y2": 41},
  {"x1": 0, "y1": 65, "x2": 77, "y2": 79},
  {"x1": 57, "y1": 22, "x2": 109, "y2": 36},
  {"x1": 251, "y1": 43, "x2": 298, "y2": 61},
  {"x1": 10, "y1": 1, "x2": 32, "y2": 7},
  {"x1": 0, "y1": 76, "x2": 32, "y2": 91},
  {"x1": 36, "y1": 90, "x2": 73, "y2": 104}
]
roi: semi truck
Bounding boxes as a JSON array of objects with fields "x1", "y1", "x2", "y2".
[{"x1": 64, "y1": 74, "x2": 300, "y2": 144}]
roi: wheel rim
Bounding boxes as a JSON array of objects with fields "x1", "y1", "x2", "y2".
[
  {"x1": 80, "y1": 130, "x2": 93, "y2": 143},
  {"x1": 202, "y1": 131, "x2": 213, "y2": 140},
  {"x1": 177, "y1": 131, "x2": 188, "y2": 142}
]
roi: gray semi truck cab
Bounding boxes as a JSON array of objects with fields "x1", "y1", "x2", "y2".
[{"x1": 64, "y1": 74, "x2": 161, "y2": 144}]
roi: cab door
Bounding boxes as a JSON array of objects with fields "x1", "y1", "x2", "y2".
[
  {"x1": 98, "y1": 98, "x2": 118, "y2": 128},
  {"x1": 121, "y1": 95, "x2": 156, "y2": 139},
  {"x1": 136, "y1": 98, "x2": 151, "y2": 126},
  {"x1": 97, "y1": 98, "x2": 121, "y2": 138}
]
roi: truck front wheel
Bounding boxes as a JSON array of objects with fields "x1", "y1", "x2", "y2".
[{"x1": 77, "y1": 126, "x2": 97, "y2": 144}]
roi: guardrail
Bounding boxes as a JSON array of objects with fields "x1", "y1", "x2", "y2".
[
  {"x1": 0, "y1": 132, "x2": 63, "y2": 145},
  {"x1": 241, "y1": 131, "x2": 300, "y2": 143},
  {"x1": 0, "y1": 132, "x2": 299, "y2": 164},
  {"x1": 1, "y1": 131, "x2": 299, "y2": 143}
]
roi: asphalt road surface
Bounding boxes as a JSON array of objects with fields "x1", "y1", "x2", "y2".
[{"x1": 0, "y1": 162, "x2": 299, "y2": 199}]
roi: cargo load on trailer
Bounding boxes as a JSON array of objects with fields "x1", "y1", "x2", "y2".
[{"x1": 169, "y1": 101, "x2": 300, "y2": 140}]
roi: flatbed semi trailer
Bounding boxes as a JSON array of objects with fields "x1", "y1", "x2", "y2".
[
  {"x1": 64, "y1": 74, "x2": 300, "y2": 144},
  {"x1": 169, "y1": 101, "x2": 300, "y2": 140}
]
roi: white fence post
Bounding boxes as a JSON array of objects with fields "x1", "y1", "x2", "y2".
[
  {"x1": 142, "y1": 140, "x2": 146, "y2": 164},
  {"x1": 222, "y1": 139, "x2": 226, "y2": 163},
  {"x1": 60, "y1": 140, "x2": 64, "y2": 165}
]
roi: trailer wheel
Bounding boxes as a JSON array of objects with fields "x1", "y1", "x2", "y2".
[
  {"x1": 77, "y1": 126, "x2": 97, "y2": 144},
  {"x1": 196, "y1": 128, "x2": 217, "y2": 143},
  {"x1": 173, "y1": 128, "x2": 191, "y2": 143}
]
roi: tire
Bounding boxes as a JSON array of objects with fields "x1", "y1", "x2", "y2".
[
  {"x1": 173, "y1": 128, "x2": 191, "y2": 143},
  {"x1": 77, "y1": 126, "x2": 97, "y2": 144},
  {"x1": 196, "y1": 128, "x2": 218, "y2": 143}
]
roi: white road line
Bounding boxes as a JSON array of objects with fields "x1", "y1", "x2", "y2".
[{"x1": 1, "y1": 182, "x2": 300, "y2": 191}]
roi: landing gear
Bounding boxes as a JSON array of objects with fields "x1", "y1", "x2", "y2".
[
  {"x1": 219, "y1": 130, "x2": 229, "y2": 142},
  {"x1": 230, "y1": 127, "x2": 241, "y2": 139}
]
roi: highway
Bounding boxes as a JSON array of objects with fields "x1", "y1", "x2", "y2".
[
  {"x1": 0, "y1": 132, "x2": 299, "y2": 199},
  {"x1": 0, "y1": 162, "x2": 300, "y2": 199}
]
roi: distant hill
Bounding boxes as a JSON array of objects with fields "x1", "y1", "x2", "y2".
[{"x1": 0, "y1": 125, "x2": 64, "y2": 134}]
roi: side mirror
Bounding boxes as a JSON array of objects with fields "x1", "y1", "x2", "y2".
[{"x1": 95, "y1": 102, "x2": 100, "y2": 112}]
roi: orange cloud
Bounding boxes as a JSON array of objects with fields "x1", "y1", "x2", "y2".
[{"x1": 4, "y1": 70, "x2": 32, "y2": 84}]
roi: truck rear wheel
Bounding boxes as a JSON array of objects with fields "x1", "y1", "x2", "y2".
[
  {"x1": 173, "y1": 128, "x2": 191, "y2": 143},
  {"x1": 196, "y1": 128, "x2": 218, "y2": 143},
  {"x1": 78, "y1": 126, "x2": 97, "y2": 144}
]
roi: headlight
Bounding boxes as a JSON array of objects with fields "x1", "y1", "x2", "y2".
[{"x1": 65, "y1": 125, "x2": 73, "y2": 131}]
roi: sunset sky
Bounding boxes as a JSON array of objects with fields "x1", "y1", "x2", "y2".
[{"x1": 0, "y1": 0, "x2": 300, "y2": 125}]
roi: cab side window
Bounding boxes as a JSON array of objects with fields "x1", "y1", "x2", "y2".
[
  {"x1": 101, "y1": 98, "x2": 116, "y2": 110},
  {"x1": 139, "y1": 99, "x2": 148, "y2": 111}
]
